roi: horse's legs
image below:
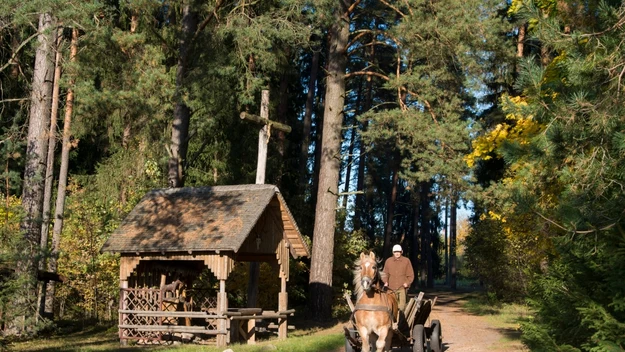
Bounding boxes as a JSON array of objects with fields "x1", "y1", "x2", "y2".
[
  {"x1": 358, "y1": 326, "x2": 371, "y2": 352},
  {"x1": 375, "y1": 327, "x2": 389, "y2": 352},
  {"x1": 384, "y1": 328, "x2": 393, "y2": 352}
]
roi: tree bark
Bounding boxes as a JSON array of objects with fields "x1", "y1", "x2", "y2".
[
  {"x1": 410, "y1": 192, "x2": 420, "y2": 287},
  {"x1": 168, "y1": 1, "x2": 198, "y2": 188},
  {"x1": 38, "y1": 28, "x2": 63, "y2": 319},
  {"x1": 444, "y1": 195, "x2": 449, "y2": 285},
  {"x1": 309, "y1": 3, "x2": 350, "y2": 321},
  {"x1": 18, "y1": 13, "x2": 57, "y2": 317},
  {"x1": 298, "y1": 50, "x2": 320, "y2": 190},
  {"x1": 311, "y1": 95, "x2": 323, "y2": 211},
  {"x1": 341, "y1": 123, "x2": 356, "y2": 209},
  {"x1": 516, "y1": 23, "x2": 526, "y2": 59},
  {"x1": 419, "y1": 182, "x2": 429, "y2": 287},
  {"x1": 45, "y1": 28, "x2": 78, "y2": 317},
  {"x1": 450, "y1": 191, "x2": 458, "y2": 290},
  {"x1": 382, "y1": 158, "x2": 399, "y2": 257},
  {"x1": 425, "y1": 182, "x2": 433, "y2": 289},
  {"x1": 275, "y1": 72, "x2": 289, "y2": 187},
  {"x1": 353, "y1": 42, "x2": 374, "y2": 232}
]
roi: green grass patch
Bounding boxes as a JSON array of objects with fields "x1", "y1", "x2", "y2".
[{"x1": 7, "y1": 323, "x2": 345, "y2": 352}]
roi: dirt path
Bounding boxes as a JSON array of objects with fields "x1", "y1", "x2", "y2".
[
  {"x1": 338, "y1": 290, "x2": 528, "y2": 352},
  {"x1": 429, "y1": 290, "x2": 527, "y2": 352}
]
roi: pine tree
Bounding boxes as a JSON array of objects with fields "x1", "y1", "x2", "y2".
[{"x1": 17, "y1": 12, "x2": 57, "y2": 322}]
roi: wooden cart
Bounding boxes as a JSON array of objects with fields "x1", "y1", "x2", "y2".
[{"x1": 344, "y1": 292, "x2": 443, "y2": 352}]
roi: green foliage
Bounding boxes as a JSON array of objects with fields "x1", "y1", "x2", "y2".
[
  {"x1": 468, "y1": 0, "x2": 625, "y2": 349},
  {"x1": 332, "y1": 227, "x2": 370, "y2": 317},
  {"x1": 55, "y1": 182, "x2": 121, "y2": 320}
]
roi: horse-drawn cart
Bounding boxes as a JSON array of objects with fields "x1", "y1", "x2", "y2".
[{"x1": 344, "y1": 291, "x2": 443, "y2": 352}]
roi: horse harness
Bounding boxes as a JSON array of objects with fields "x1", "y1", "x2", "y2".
[{"x1": 352, "y1": 287, "x2": 397, "y2": 324}]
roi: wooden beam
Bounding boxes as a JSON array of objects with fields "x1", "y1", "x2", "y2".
[{"x1": 240, "y1": 112, "x2": 292, "y2": 133}]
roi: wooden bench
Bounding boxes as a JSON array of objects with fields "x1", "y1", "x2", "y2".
[
  {"x1": 119, "y1": 310, "x2": 221, "y2": 318},
  {"x1": 118, "y1": 324, "x2": 226, "y2": 335}
]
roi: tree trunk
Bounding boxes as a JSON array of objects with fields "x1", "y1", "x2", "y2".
[
  {"x1": 382, "y1": 158, "x2": 399, "y2": 257},
  {"x1": 419, "y1": 182, "x2": 429, "y2": 287},
  {"x1": 38, "y1": 29, "x2": 63, "y2": 319},
  {"x1": 309, "y1": 4, "x2": 350, "y2": 321},
  {"x1": 275, "y1": 72, "x2": 289, "y2": 187},
  {"x1": 353, "y1": 43, "x2": 374, "y2": 232},
  {"x1": 516, "y1": 23, "x2": 526, "y2": 59},
  {"x1": 168, "y1": 2, "x2": 198, "y2": 188},
  {"x1": 410, "y1": 192, "x2": 420, "y2": 287},
  {"x1": 450, "y1": 192, "x2": 458, "y2": 290},
  {"x1": 18, "y1": 13, "x2": 56, "y2": 318},
  {"x1": 444, "y1": 195, "x2": 449, "y2": 285},
  {"x1": 341, "y1": 123, "x2": 357, "y2": 209},
  {"x1": 45, "y1": 28, "x2": 78, "y2": 317},
  {"x1": 298, "y1": 50, "x2": 320, "y2": 190},
  {"x1": 425, "y1": 183, "x2": 433, "y2": 289},
  {"x1": 311, "y1": 94, "x2": 323, "y2": 211}
]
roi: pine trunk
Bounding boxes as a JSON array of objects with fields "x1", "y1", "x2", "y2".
[
  {"x1": 311, "y1": 95, "x2": 323, "y2": 211},
  {"x1": 298, "y1": 50, "x2": 320, "y2": 190},
  {"x1": 353, "y1": 44, "x2": 374, "y2": 232},
  {"x1": 168, "y1": 2, "x2": 198, "y2": 188},
  {"x1": 275, "y1": 72, "x2": 289, "y2": 187},
  {"x1": 419, "y1": 182, "x2": 429, "y2": 287},
  {"x1": 444, "y1": 196, "x2": 449, "y2": 285},
  {"x1": 516, "y1": 23, "x2": 526, "y2": 58},
  {"x1": 341, "y1": 124, "x2": 356, "y2": 209},
  {"x1": 45, "y1": 28, "x2": 78, "y2": 317},
  {"x1": 309, "y1": 5, "x2": 349, "y2": 321},
  {"x1": 18, "y1": 13, "x2": 57, "y2": 317},
  {"x1": 450, "y1": 193, "x2": 458, "y2": 290},
  {"x1": 38, "y1": 29, "x2": 63, "y2": 319},
  {"x1": 410, "y1": 193, "x2": 420, "y2": 285},
  {"x1": 425, "y1": 183, "x2": 433, "y2": 289},
  {"x1": 382, "y1": 159, "x2": 399, "y2": 257}
]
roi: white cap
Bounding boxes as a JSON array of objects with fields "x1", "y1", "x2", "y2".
[{"x1": 392, "y1": 244, "x2": 402, "y2": 252}]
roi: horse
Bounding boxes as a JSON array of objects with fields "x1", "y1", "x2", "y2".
[{"x1": 352, "y1": 251, "x2": 399, "y2": 352}]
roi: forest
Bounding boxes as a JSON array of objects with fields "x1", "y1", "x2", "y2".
[{"x1": 1, "y1": 0, "x2": 624, "y2": 350}]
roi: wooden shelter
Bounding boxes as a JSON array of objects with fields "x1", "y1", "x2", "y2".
[{"x1": 101, "y1": 184, "x2": 309, "y2": 346}]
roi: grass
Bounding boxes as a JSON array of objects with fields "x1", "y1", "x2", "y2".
[
  {"x1": 462, "y1": 292, "x2": 533, "y2": 348},
  {"x1": 6, "y1": 320, "x2": 346, "y2": 352}
]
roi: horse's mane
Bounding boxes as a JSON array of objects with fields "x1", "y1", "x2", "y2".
[{"x1": 352, "y1": 251, "x2": 388, "y2": 301}]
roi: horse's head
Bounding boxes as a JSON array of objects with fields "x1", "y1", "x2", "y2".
[{"x1": 357, "y1": 251, "x2": 380, "y2": 292}]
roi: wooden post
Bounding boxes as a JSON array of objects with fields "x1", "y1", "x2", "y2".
[
  {"x1": 278, "y1": 274, "x2": 288, "y2": 339},
  {"x1": 255, "y1": 90, "x2": 270, "y2": 184},
  {"x1": 217, "y1": 278, "x2": 228, "y2": 347},
  {"x1": 247, "y1": 90, "x2": 269, "y2": 311},
  {"x1": 240, "y1": 90, "x2": 294, "y2": 342},
  {"x1": 119, "y1": 280, "x2": 128, "y2": 345}
]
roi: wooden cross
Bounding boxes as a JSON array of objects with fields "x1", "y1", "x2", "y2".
[
  {"x1": 240, "y1": 90, "x2": 292, "y2": 336},
  {"x1": 240, "y1": 90, "x2": 292, "y2": 184}
]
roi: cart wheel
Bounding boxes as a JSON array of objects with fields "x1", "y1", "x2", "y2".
[
  {"x1": 430, "y1": 320, "x2": 443, "y2": 352},
  {"x1": 412, "y1": 324, "x2": 426, "y2": 352},
  {"x1": 345, "y1": 329, "x2": 357, "y2": 352}
]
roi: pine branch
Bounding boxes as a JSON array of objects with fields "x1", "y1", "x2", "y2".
[
  {"x1": 0, "y1": 31, "x2": 39, "y2": 74},
  {"x1": 379, "y1": 0, "x2": 406, "y2": 18}
]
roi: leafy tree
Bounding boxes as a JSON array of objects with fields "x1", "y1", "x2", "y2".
[{"x1": 469, "y1": 0, "x2": 625, "y2": 348}]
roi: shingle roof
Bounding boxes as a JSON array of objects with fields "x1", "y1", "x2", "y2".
[{"x1": 100, "y1": 184, "x2": 309, "y2": 257}]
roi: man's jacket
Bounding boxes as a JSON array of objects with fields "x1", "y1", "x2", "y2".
[{"x1": 383, "y1": 256, "x2": 415, "y2": 290}]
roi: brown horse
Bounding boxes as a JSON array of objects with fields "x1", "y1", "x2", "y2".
[{"x1": 353, "y1": 251, "x2": 398, "y2": 352}]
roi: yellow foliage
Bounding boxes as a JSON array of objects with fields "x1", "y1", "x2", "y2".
[
  {"x1": 0, "y1": 195, "x2": 22, "y2": 230},
  {"x1": 466, "y1": 94, "x2": 544, "y2": 167}
]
